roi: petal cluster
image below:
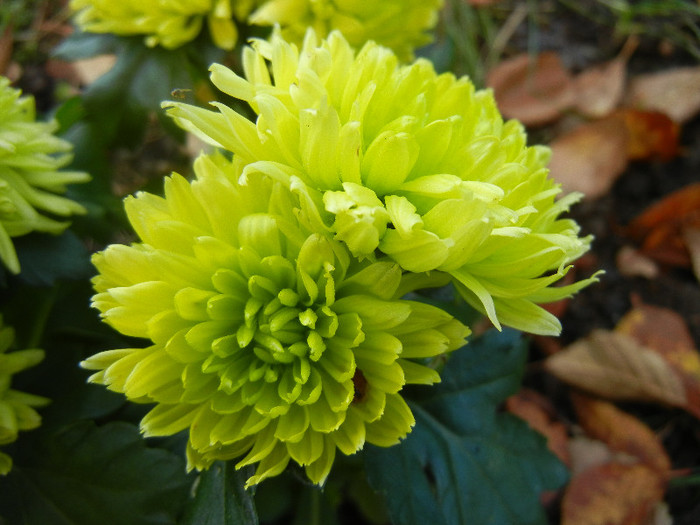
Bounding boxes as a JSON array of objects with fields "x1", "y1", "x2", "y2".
[
  {"x1": 69, "y1": 0, "x2": 260, "y2": 50},
  {"x1": 0, "y1": 77, "x2": 89, "y2": 274},
  {"x1": 84, "y1": 153, "x2": 468, "y2": 486},
  {"x1": 249, "y1": 0, "x2": 443, "y2": 61},
  {"x1": 0, "y1": 316, "x2": 50, "y2": 475},
  {"x1": 164, "y1": 30, "x2": 598, "y2": 336}
]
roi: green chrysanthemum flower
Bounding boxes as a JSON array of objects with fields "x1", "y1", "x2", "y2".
[
  {"x1": 83, "y1": 152, "x2": 468, "y2": 486},
  {"x1": 164, "y1": 30, "x2": 599, "y2": 337},
  {"x1": 249, "y1": 0, "x2": 443, "y2": 61},
  {"x1": 70, "y1": 0, "x2": 260, "y2": 50},
  {"x1": 0, "y1": 316, "x2": 50, "y2": 475},
  {"x1": 0, "y1": 77, "x2": 89, "y2": 274}
]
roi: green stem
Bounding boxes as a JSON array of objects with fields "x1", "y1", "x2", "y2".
[
  {"x1": 310, "y1": 488, "x2": 321, "y2": 525},
  {"x1": 26, "y1": 285, "x2": 59, "y2": 349}
]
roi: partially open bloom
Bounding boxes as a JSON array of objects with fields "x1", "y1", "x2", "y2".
[
  {"x1": 164, "y1": 30, "x2": 598, "y2": 336},
  {"x1": 84, "y1": 153, "x2": 468, "y2": 486},
  {"x1": 70, "y1": 0, "x2": 260, "y2": 50},
  {"x1": 249, "y1": 0, "x2": 443, "y2": 61},
  {"x1": 0, "y1": 316, "x2": 49, "y2": 475},
  {"x1": 0, "y1": 77, "x2": 88, "y2": 274}
]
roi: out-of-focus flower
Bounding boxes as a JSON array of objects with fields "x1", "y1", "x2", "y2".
[
  {"x1": 83, "y1": 152, "x2": 468, "y2": 486},
  {"x1": 0, "y1": 316, "x2": 49, "y2": 475},
  {"x1": 0, "y1": 77, "x2": 89, "y2": 274},
  {"x1": 70, "y1": 0, "x2": 260, "y2": 50},
  {"x1": 164, "y1": 30, "x2": 599, "y2": 337},
  {"x1": 249, "y1": 0, "x2": 443, "y2": 61}
]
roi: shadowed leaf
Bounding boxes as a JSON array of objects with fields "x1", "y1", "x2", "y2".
[
  {"x1": 0, "y1": 421, "x2": 191, "y2": 525},
  {"x1": 180, "y1": 462, "x2": 258, "y2": 525},
  {"x1": 365, "y1": 329, "x2": 567, "y2": 525}
]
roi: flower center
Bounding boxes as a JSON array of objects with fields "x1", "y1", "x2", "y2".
[{"x1": 200, "y1": 255, "x2": 349, "y2": 414}]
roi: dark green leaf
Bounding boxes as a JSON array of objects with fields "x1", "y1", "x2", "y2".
[
  {"x1": 15, "y1": 230, "x2": 92, "y2": 286},
  {"x1": 53, "y1": 96, "x2": 87, "y2": 135},
  {"x1": 52, "y1": 31, "x2": 120, "y2": 61},
  {"x1": 365, "y1": 329, "x2": 568, "y2": 525},
  {"x1": 0, "y1": 421, "x2": 192, "y2": 525},
  {"x1": 180, "y1": 462, "x2": 258, "y2": 525}
]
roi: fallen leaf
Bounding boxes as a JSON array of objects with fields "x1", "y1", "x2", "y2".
[
  {"x1": 621, "y1": 109, "x2": 680, "y2": 161},
  {"x1": 616, "y1": 246, "x2": 660, "y2": 279},
  {"x1": 627, "y1": 66, "x2": 700, "y2": 123},
  {"x1": 616, "y1": 303, "x2": 699, "y2": 374},
  {"x1": 548, "y1": 114, "x2": 629, "y2": 197},
  {"x1": 571, "y1": 393, "x2": 671, "y2": 475},
  {"x1": 568, "y1": 435, "x2": 621, "y2": 477},
  {"x1": 627, "y1": 182, "x2": 700, "y2": 267},
  {"x1": 487, "y1": 52, "x2": 576, "y2": 126},
  {"x1": 505, "y1": 389, "x2": 571, "y2": 466},
  {"x1": 544, "y1": 329, "x2": 688, "y2": 409},
  {"x1": 573, "y1": 58, "x2": 627, "y2": 118},
  {"x1": 562, "y1": 462, "x2": 665, "y2": 525},
  {"x1": 683, "y1": 227, "x2": 700, "y2": 284},
  {"x1": 616, "y1": 303, "x2": 700, "y2": 417}
]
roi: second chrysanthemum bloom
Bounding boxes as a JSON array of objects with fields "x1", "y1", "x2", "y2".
[
  {"x1": 84, "y1": 153, "x2": 468, "y2": 486},
  {"x1": 69, "y1": 0, "x2": 261, "y2": 50},
  {"x1": 165, "y1": 29, "x2": 598, "y2": 337},
  {"x1": 249, "y1": 0, "x2": 443, "y2": 61}
]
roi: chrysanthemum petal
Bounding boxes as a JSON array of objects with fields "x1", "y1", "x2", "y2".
[{"x1": 364, "y1": 394, "x2": 414, "y2": 447}]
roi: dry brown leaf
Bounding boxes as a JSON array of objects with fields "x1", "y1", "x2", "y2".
[
  {"x1": 616, "y1": 303, "x2": 700, "y2": 417},
  {"x1": 486, "y1": 52, "x2": 575, "y2": 126},
  {"x1": 505, "y1": 389, "x2": 571, "y2": 466},
  {"x1": 627, "y1": 66, "x2": 700, "y2": 123},
  {"x1": 621, "y1": 109, "x2": 680, "y2": 161},
  {"x1": 573, "y1": 58, "x2": 627, "y2": 118},
  {"x1": 548, "y1": 106, "x2": 680, "y2": 198},
  {"x1": 627, "y1": 182, "x2": 700, "y2": 267},
  {"x1": 548, "y1": 115, "x2": 629, "y2": 197},
  {"x1": 568, "y1": 435, "x2": 621, "y2": 477},
  {"x1": 571, "y1": 393, "x2": 671, "y2": 474},
  {"x1": 562, "y1": 462, "x2": 665, "y2": 525},
  {"x1": 544, "y1": 329, "x2": 687, "y2": 409},
  {"x1": 616, "y1": 246, "x2": 660, "y2": 279},
  {"x1": 616, "y1": 303, "x2": 699, "y2": 373}
]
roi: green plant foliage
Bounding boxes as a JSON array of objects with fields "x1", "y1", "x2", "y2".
[
  {"x1": 0, "y1": 421, "x2": 192, "y2": 525},
  {"x1": 53, "y1": 31, "x2": 223, "y2": 147},
  {"x1": 364, "y1": 329, "x2": 568, "y2": 525},
  {"x1": 13, "y1": 231, "x2": 92, "y2": 286},
  {"x1": 180, "y1": 462, "x2": 258, "y2": 525}
]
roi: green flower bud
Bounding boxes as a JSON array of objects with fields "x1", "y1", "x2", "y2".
[
  {"x1": 164, "y1": 30, "x2": 599, "y2": 337},
  {"x1": 249, "y1": 0, "x2": 443, "y2": 61},
  {"x1": 84, "y1": 152, "x2": 469, "y2": 486},
  {"x1": 70, "y1": 0, "x2": 261, "y2": 50},
  {"x1": 0, "y1": 316, "x2": 50, "y2": 475},
  {"x1": 0, "y1": 76, "x2": 89, "y2": 274}
]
